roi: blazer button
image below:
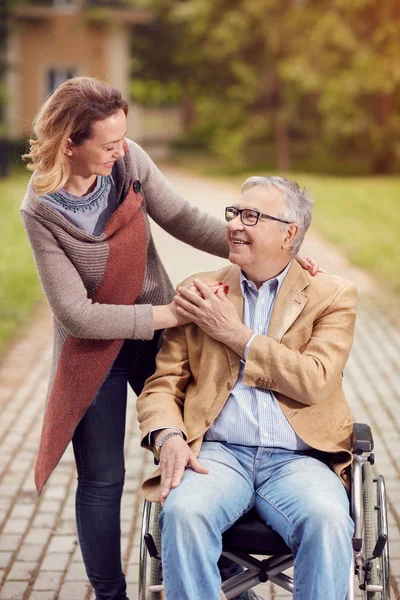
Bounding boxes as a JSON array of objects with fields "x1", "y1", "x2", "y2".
[
  {"x1": 205, "y1": 419, "x2": 211, "y2": 427},
  {"x1": 256, "y1": 378, "x2": 263, "y2": 386},
  {"x1": 227, "y1": 382, "x2": 232, "y2": 391}
]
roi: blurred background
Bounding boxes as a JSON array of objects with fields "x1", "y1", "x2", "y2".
[
  {"x1": 0, "y1": 0, "x2": 399, "y2": 352},
  {"x1": 0, "y1": 4, "x2": 399, "y2": 599}
]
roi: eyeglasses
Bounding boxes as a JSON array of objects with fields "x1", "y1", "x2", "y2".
[{"x1": 225, "y1": 206, "x2": 292, "y2": 227}]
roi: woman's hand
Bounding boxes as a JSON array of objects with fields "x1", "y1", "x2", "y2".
[
  {"x1": 295, "y1": 255, "x2": 326, "y2": 275},
  {"x1": 174, "y1": 279, "x2": 253, "y2": 357},
  {"x1": 181, "y1": 280, "x2": 224, "y2": 297},
  {"x1": 153, "y1": 282, "x2": 226, "y2": 331},
  {"x1": 152, "y1": 302, "x2": 191, "y2": 330}
]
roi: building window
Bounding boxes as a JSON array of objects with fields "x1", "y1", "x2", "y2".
[{"x1": 47, "y1": 68, "x2": 76, "y2": 95}]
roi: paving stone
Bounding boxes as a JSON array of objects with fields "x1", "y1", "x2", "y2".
[
  {"x1": 2, "y1": 518, "x2": 30, "y2": 535},
  {"x1": 0, "y1": 536, "x2": 22, "y2": 552},
  {"x1": 16, "y1": 544, "x2": 43, "y2": 562},
  {"x1": 9, "y1": 502, "x2": 36, "y2": 519},
  {"x1": 7, "y1": 560, "x2": 37, "y2": 580},
  {"x1": 32, "y1": 570, "x2": 63, "y2": 590},
  {"x1": 30, "y1": 512, "x2": 57, "y2": 529},
  {"x1": 58, "y1": 581, "x2": 93, "y2": 599},
  {"x1": 40, "y1": 552, "x2": 71, "y2": 571},
  {"x1": 46, "y1": 535, "x2": 77, "y2": 554},
  {"x1": 0, "y1": 550, "x2": 13, "y2": 569},
  {"x1": 64, "y1": 562, "x2": 88, "y2": 582},
  {"x1": 0, "y1": 581, "x2": 28, "y2": 599},
  {"x1": 29, "y1": 592, "x2": 57, "y2": 600},
  {"x1": 24, "y1": 528, "x2": 51, "y2": 545}
]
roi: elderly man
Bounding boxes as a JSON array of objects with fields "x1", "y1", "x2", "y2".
[{"x1": 137, "y1": 176, "x2": 357, "y2": 600}]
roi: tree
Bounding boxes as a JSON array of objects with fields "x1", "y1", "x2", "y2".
[
  {"x1": 131, "y1": 0, "x2": 400, "y2": 173},
  {"x1": 279, "y1": 0, "x2": 400, "y2": 173}
]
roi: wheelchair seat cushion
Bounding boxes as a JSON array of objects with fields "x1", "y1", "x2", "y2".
[{"x1": 222, "y1": 511, "x2": 291, "y2": 554}]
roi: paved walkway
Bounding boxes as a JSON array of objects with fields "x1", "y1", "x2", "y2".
[{"x1": 0, "y1": 168, "x2": 399, "y2": 600}]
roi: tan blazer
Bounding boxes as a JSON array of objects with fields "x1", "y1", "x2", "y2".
[{"x1": 137, "y1": 261, "x2": 357, "y2": 501}]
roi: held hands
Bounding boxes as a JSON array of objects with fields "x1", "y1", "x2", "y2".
[
  {"x1": 157, "y1": 434, "x2": 208, "y2": 506},
  {"x1": 166, "y1": 281, "x2": 227, "y2": 328},
  {"x1": 174, "y1": 279, "x2": 252, "y2": 356}
]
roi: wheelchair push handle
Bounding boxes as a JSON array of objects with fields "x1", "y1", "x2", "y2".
[{"x1": 352, "y1": 423, "x2": 374, "y2": 455}]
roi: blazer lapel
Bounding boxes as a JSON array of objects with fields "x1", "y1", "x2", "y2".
[
  {"x1": 221, "y1": 266, "x2": 244, "y2": 376},
  {"x1": 268, "y1": 261, "x2": 310, "y2": 342}
]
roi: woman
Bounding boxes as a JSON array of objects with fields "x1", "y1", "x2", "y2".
[{"x1": 21, "y1": 76, "x2": 318, "y2": 600}]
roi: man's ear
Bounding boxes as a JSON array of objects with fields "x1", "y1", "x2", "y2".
[
  {"x1": 64, "y1": 138, "x2": 74, "y2": 157},
  {"x1": 282, "y1": 223, "x2": 299, "y2": 250}
]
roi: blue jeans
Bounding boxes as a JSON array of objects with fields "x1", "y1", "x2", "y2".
[
  {"x1": 72, "y1": 337, "x2": 160, "y2": 600},
  {"x1": 160, "y1": 442, "x2": 354, "y2": 600}
]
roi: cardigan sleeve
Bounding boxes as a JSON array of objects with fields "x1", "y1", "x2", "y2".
[
  {"x1": 21, "y1": 211, "x2": 155, "y2": 340},
  {"x1": 127, "y1": 140, "x2": 229, "y2": 259}
]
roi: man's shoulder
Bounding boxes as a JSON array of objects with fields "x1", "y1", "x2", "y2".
[
  {"x1": 179, "y1": 264, "x2": 238, "y2": 288},
  {"x1": 305, "y1": 268, "x2": 358, "y2": 301}
]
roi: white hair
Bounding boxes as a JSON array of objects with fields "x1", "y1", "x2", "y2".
[{"x1": 241, "y1": 176, "x2": 314, "y2": 255}]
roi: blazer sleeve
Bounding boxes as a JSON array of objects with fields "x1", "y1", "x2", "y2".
[
  {"x1": 136, "y1": 324, "x2": 191, "y2": 448},
  {"x1": 21, "y1": 211, "x2": 154, "y2": 340},
  {"x1": 128, "y1": 140, "x2": 229, "y2": 259},
  {"x1": 243, "y1": 282, "x2": 357, "y2": 405}
]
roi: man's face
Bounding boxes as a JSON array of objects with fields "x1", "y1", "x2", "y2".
[{"x1": 226, "y1": 185, "x2": 291, "y2": 277}]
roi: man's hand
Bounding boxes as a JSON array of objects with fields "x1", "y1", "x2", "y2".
[
  {"x1": 174, "y1": 279, "x2": 253, "y2": 357},
  {"x1": 158, "y1": 434, "x2": 208, "y2": 506}
]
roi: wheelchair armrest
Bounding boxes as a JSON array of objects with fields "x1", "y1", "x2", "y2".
[{"x1": 352, "y1": 422, "x2": 374, "y2": 454}]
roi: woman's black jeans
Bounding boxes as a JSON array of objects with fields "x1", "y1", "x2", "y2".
[{"x1": 72, "y1": 336, "x2": 161, "y2": 600}]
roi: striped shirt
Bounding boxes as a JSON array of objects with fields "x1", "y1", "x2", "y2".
[{"x1": 205, "y1": 263, "x2": 312, "y2": 450}]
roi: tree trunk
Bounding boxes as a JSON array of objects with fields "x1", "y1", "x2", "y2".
[
  {"x1": 372, "y1": 93, "x2": 394, "y2": 174},
  {"x1": 181, "y1": 94, "x2": 195, "y2": 134},
  {"x1": 274, "y1": 112, "x2": 291, "y2": 172}
]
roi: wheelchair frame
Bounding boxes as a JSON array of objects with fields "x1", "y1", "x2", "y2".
[{"x1": 138, "y1": 423, "x2": 390, "y2": 600}]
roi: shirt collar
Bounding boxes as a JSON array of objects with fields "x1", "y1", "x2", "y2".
[{"x1": 240, "y1": 260, "x2": 292, "y2": 296}]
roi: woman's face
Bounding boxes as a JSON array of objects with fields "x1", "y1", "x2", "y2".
[{"x1": 68, "y1": 109, "x2": 127, "y2": 178}]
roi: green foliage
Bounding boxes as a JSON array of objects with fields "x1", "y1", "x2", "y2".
[
  {"x1": 296, "y1": 174, "x2": 400, "y2": 294},
  {"x1": 131, "y1": 0, "x2": 400, "y2": 174}
]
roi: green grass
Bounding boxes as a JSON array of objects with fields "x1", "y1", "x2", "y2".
[
  {"x1": 0, "y1": 171, "x2": 44, "y2": 354},
  {"x1": 294, "y1": 175, "x2": 400, "y2": 294}
]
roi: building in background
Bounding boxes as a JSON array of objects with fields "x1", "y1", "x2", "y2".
[{"x1": 5, "y1": 0, "x2": 181, "y2": 157}]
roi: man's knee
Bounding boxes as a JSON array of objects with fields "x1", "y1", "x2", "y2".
[
  {"x1": 160, "y1": 491, "x2": 211, "y2": 536},
  {"x1": 297, "y1": 499, "x2": 353, "y2": 541}
]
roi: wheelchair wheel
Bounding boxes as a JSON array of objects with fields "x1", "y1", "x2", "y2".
[
  {"x1": 139, "y1": 501, "x2": 163, "y2": 600},
  {"x1": 149, "y1": 502, "x2": 163, "y2": 599},
  {"x1": 362, "y1": 463, "x2": 390, "y2": 599}
]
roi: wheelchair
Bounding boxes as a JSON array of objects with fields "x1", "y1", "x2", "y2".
[{"x1": 138, "y1": 423, "x2": 390, "y2": 600}]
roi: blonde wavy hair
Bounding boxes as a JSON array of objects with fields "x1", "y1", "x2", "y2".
[{"x1": 23, "y1": 77, "x2": 128, "y2": 196}]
